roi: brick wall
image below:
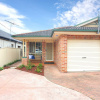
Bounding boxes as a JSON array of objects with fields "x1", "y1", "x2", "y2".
[
  {"x1": 26, "y1": 42, "x2": 29, "y2": 60},
  {"x1": 22, "y1": 58, "x2": 28, "y2": 65},
  {"x1": 54, "y1": 35, "x2": 100, "y2": 72},
  {"x1": 54, "y1": 35, "x2": 67, "y2": 72},
  {"x1": 42, "y1": 42, "x2": 46, "y2": 63}
]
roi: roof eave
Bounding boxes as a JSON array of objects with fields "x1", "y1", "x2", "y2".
[{"x1": 75, "y1": 17, "x2": 98, "y2": 26}]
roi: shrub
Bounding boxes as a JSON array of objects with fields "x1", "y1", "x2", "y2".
[
  {"x1": 25, "y1": 65, "x2": 32, "y2": 70},
  {"x1": 18, "y1": 64, "x2": 25, "y2": 68},
  {"x1": 32, "y1": 64, "x2": 35, "y2": 67},
  {"x1": 38, "y1": 63, "x2": 43, "y2": 69},
  {"x1": 0, "y1": 67, "x2": 3, "y2": 70},
  {"x1": 3, "y1": 65, "x2": 6, "y2": 67},
  {"x1": 28, "y1": 60, "x2": 31, "y2": 66},
  {"x1": 35, "y1": 66, "x2": 42, "y2": 73}
]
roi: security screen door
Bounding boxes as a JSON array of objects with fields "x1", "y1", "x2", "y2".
[{"x1": 46, "y1": 43, "x2": 53, "y2": 61}]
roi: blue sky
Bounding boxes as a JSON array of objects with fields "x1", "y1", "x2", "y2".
[{"x1": 0, "y1": 0, "x2": 100, "y2": 34}]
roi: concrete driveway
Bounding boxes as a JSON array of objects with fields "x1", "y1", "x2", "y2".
[
  {"x1": 0, "y1": 69, "x2": 91, "y2": 100},
  {"x1": 44, "y1": 64, "x2": 100, "y2": 100}
]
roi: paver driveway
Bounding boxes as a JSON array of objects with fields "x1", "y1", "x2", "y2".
[
  {"x1": 44, "y1": 64, "x2": 100, "y2": 100},
  {"x1": 0, "y1": 69, "x2": 91, "y2": 100}
]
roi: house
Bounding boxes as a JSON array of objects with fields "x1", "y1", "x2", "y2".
[
  {"x1": 12, "y1": 17, "x2": 100, "y2": 72},
  {"x1": 0, "y1": 30, "x2": 22, "y2": 49}
]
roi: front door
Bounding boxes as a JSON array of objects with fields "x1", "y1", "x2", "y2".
[{"x1": 46, "y1": 43, "x2": 53, "y2": 61}]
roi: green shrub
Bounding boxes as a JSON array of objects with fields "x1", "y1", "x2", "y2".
[
  {"x1": 35, "y1": 66, "x2": 42, "y2": 73},
  {"x1": 38, "y1": 63, "x2": 43, "y2": 69},
  {"x1": 3, "y1": 65, "x2": 6, "y2": 67},
  {"x1": 0, "y1": 67, "x2": 3, "y2": 70},
  {"x1": 32, "y1": 64, "x2": 35, "y2": 67},
  {"x1": 28, "y1": 60, "x2": 31, "y2": 66},
  {"x1": 25, "y1": 65, "x2": 32, "y2": 70},
  {"x1": 18, "y1": 64, "x2": 25, "y2": 68}
]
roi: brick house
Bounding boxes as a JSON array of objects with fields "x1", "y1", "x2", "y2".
[{"x1": 12, "y1": 17, "x2": 100, "y2": 72}]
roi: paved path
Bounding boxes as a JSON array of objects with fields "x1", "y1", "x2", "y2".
[
  {"x1": 44, "y1": 64, "x2": 100, "y2": 100},
  {"x1": 8, "y1": 61, "x2": 21, "y2": 69},
  {"x1": 0, "y1": 69, "x2": 91, "y2": 100}
]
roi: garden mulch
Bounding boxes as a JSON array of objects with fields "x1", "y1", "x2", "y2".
[{"x1": 16, "y1": 66, "x2": 44, "y2": 76}]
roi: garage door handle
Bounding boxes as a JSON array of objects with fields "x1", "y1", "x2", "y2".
[{"x1": 82, "y1": 57, "x2": 86, "y2": 59}]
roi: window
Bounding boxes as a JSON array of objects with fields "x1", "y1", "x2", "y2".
[
  {"x1": 11, "y1": 44, "x2": 13, "y2": 48},
  {"x1": 29, "y1": 42, "x2": 42, "y2": 53},
  {"x1": 29, "y1": 42, "x2": 35, "y2": 53},
  {"x1": 29, "y1": 42, "x2": 42, "y2": 60},
  {"x1": 36, "y1": 42, "x2": 42, "y2": 53},
  {"x1": 18, "y1": 46, "x2": 21, "y2": 48}
]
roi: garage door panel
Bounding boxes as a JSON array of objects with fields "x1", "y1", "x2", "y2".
[
  {"x1": 68, "y1": 60, "x2": 100, "y2": 66},
  {"x1": 68, "y1": 48, "x2": 100, "y2": 52},
  {"x1": 68, "y1": 52, "x2": 100, "y2": 57},
  {"x1": 67, "y1": 40, "x2": 100, "y2": 71},
  {"x1": 68, "y1": 40, "x2": 100, "y2": 47},
  {"x1": 68, "y1": 57, "x2": 100, "y2": 62}
]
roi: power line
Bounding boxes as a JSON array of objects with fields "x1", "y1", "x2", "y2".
[
  {"x1": 5, "y1": 20, "x2": 20, "y2": 26},
  {"x1": 0, "y1": 22, "x2": 17, "y2": 34},
  {"x1": 5, "y1": 20, "x2": 19, "y2": 34}
]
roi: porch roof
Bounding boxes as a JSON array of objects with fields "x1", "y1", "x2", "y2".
[{"x1": 12, "y1": 27, "x2": 98, "y2": 38}]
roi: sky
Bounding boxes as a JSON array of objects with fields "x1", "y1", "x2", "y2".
[{"x1": 0, "y1": 0, "x2": 100, "y2": 34}]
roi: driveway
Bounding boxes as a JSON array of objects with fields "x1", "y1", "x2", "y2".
[
  {"x1": 44, "y1": 64, "x2": 100, "y2": 100},
  {"x1": 0, "y1": 69, "x2": 91, "y2": 100}
]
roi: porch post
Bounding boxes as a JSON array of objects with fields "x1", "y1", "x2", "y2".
[
  {"x1": 23, "y1": 39, "x2": 25, "y2": 57},
  {"x1": 26, "y1": 41, "x2": 29, "y2": 60},
  {"x1": 22, "y1": 40, "x2": 28, "y2": 65}
]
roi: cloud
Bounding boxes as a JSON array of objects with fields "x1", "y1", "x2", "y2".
[
  {"x1": 54, "y1": 0, "x2": 100, "y2": 27},
  {"x1": 54, "y1": 0, "x2": 76, "y2": 10},
  {"x1": 0, "y1": 2, "x2": 31, "y2": 34}
]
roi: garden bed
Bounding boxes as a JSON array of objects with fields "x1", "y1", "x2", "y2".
[
  {"x1": 16, "y1": 66, "x2": 44, "y2": 76},
  {"x1": 0, "y1": 66, "x2": 10, "y2": 71},
  {"x1": 3, "y1": 66, "x2": 10, "y2": 69}
]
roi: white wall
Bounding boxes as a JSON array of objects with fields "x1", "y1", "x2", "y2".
[
  {"x1": 16, "y1": 42, "x2": 22, "y2": 48},
  {"x1": 0, "y1": 39, "x2": 22, "y2": 49},
  {"x1": 0, "y1": 48, "x2": 21, "y2": 67}
]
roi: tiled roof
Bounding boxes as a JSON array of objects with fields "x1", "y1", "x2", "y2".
[
  {"x1": 13, "y1": 29, "x2": 53, "y2": 37},
  {"x1": 54, "y1": 26, "x2": 98, "y2": 31},
  {"x1": 12, "y1": 27, "x2": 98, "y2": 37},
  {"x1": 0, "y1": 30, "x2": 22, "y2": 43}
]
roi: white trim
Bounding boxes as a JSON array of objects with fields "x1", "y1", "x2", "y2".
[{"x1": 46, "y1": 43, "x2": 54, "y2": 61}]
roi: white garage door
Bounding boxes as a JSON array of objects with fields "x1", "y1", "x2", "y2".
[{"x1": 67, "y1": 40, "x2": 100, "y2": 71}]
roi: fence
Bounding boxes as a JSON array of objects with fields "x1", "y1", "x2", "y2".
[{"x1": 0, "y1": 48, "x2": 21, "y2": 67}]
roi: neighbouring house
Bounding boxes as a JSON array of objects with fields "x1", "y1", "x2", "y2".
[
  {"x1": 12, "y1": 17, "x2": 100, "y2": 72},
  {"x1": 0, "y1": 30, "x2": 23, "y2": 67},
  {"x1": 0, "y1": 30, "x2": 22, "y2": 49}
]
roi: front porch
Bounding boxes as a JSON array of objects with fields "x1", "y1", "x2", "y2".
[{"x1": 22, "y1": 39, "x2": 54, "y2": 66}]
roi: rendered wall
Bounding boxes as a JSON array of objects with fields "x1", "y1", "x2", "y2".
[{"x1": 0, "y1": 48, "x2": 20, "y2": 67}]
